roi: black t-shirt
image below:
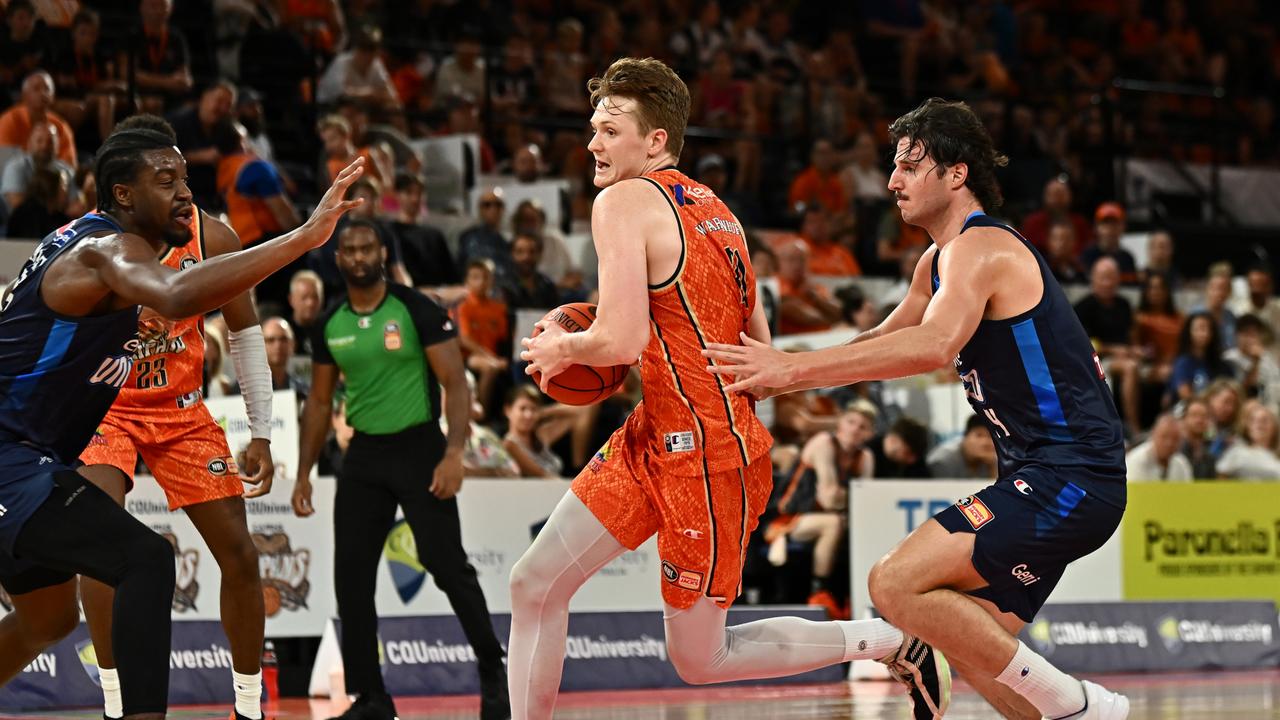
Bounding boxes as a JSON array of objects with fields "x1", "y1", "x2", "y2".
[
  {"x1": 1073, "y1": 294, "x2": 1134, "y2": 347},
  {"x1": 166, "y1": 106, "x2": 219, "y2": 210},
  {"x1": 389, "y1": 220, "x2": 457, "y2": 287},
  {"x1": 503, "y1": 272, "x2": 561, "y2": 311},
  {"x1": 869, "y1": 435, "x2": 932, "y2": 479}
]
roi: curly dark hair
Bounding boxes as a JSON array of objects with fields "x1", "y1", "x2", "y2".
[{"x1": 888, "y1": 98, "x2": 1009, "y2": 210}]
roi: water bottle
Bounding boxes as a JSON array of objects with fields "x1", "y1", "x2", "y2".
[{"x1": 262, "y1": 640, "x2": 279, "y2": 708}]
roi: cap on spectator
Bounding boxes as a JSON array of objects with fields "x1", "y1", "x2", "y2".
[
  {"x1": 697, "y1": 154, "x2": 726, "y2": 175},
  {"x1": 1095, "y1": 202, "x2": 1125, "y2": 223}
]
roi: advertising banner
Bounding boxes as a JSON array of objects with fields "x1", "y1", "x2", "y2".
[
  {"x1": 1122, "y1": 483, "x2": 1280, "y2": 605},
  {"x1": 1020, "y1": 601, "x2": 1279, "y2": 673}
]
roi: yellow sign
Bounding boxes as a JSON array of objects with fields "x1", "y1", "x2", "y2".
[{"x1": 1122, "y1": 483, "x2": 1280, "y2": 605}]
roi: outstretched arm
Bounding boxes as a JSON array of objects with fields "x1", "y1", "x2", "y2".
[
  {"x1": 88, "y1": 159, "x2": 364, "y2": 319},
  {"x1": 706, "y1": 237, "x2": 992, "y2": 395}
]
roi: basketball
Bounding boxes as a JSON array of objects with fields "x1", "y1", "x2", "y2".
[{"x1": 529, "y1": 303, "x2": 632, "y2": 406}]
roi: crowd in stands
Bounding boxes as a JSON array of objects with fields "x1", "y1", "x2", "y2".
[{"x1": 2, "y1": 0, "x2": 1280, "y2": 620}]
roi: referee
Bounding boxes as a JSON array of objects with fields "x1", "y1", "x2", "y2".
[{"x1": 293, "y1": 219, "x2": 509, "y2": 720}]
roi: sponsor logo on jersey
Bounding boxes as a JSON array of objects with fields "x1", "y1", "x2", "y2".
[
  {"x1": 384, "y1": 321, "x2": 402, "y2": 351},
  {"x1": 206, "y1": 455, "x2": 237, "y2": 476},
  {"x1": 253, "y1": 529, "x2": 312, "y2": 616},
  {"x1": 1014, "y1": 478, "x2": 1033, "y2": 495},
  {"x1": 661, "y1": 560, "x2": 678, "y2": 582},
  {"x1": 588, "y1": 442, "x2": 613, "y2": 473},
  {"x1": 681, "y1": 528, "x2": 705, "y2": 540},
  {"x1": 1011, "y1": 563, "x2": 1040, "y2": 586},
  {"x1": 664, "y1": 431, "x2": 696, "y2": 453},
  {"x1": 956, "y1": 495, "x2": 995, "y2": 529},
  {"x1": 179, "y1": 254, "x2": 198, "y2": 270},
  {"x1": 660, "y1": 559, "x2": 704, "y2": 591},
  {"x1": 358, "y1": 317, "x2": 372, "y2": 329}
]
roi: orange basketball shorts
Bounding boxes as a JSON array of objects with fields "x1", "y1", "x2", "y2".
[
  {"x1": 80, "y1": 402, "x2": 242, "y2": 510},
  {"x1": 572, "y1": 428, "x2": 772, "y2": 610}
]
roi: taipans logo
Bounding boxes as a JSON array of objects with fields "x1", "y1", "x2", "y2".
[
  {"x1": 384, "y1": 520, "x2": 426, "y2": 604},
  {"x1": 253, "y1": 531, "x2": 312, "y2": 617},
  {"x1": 76, "y1": 639, "x2": 102, "y2": 686},
  {"x1": 1158, "y1": 616, "x2": 1183, "y2": 654},
  {"x1": 587, "y1": 442, "x2": 613, "y2": 473},
  {"x1": 159, "y1": 530, "x2": 201, "y2": 613}
]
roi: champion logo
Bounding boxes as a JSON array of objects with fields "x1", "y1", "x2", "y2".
[
  {"x1": 681, "y1": 528, "x2": 705, "y2": 540},
  {"x1": 1013, "y1": 478, "x2": 1033, "y2": 495}
]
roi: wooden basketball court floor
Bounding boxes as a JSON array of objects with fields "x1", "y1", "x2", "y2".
[{"x1": 7, "y1": 670, "x2": 1279, "y2": 719}]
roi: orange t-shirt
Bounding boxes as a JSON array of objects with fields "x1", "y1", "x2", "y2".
[
  {"x1": 0, "y1": 106, "x2": 77, "y2": 168},
  {"x1": 625, "y1": 168, "x2": 773, "y2": 475},
  {"x1": 788, "y1": 168, "x2": 846, "y2": 215},
  {"x1": 456, "y1": 293, "x2": 509, "y2": 355},
  {"x1": 805, "y1": 239, "x2": 862, "y2": 277},
  {"x1": 115, "y1": 209, "x2": 211, "y2": 409},
  {"x1": 777, "y1": 276, "x2": 834, "y2": 335}
]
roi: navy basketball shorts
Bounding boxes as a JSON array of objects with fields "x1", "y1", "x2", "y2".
[{"x1": 934, "y1": 464, "x2": 1126, "y2": 623}]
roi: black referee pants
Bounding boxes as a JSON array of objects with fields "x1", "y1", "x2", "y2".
[{"x1": 334, "y1": 422, "x2": 505, "y2": 696}]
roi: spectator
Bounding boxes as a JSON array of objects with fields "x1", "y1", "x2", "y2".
[
  {"x1": 765, "y1": 400, "x2": 875, "y2": 619},
  {"x1": 1, "y1": 120, "x2": 75, "y2": 212},
  {"x1": 926, "y1": 414, "x2": 997, "y2": 479},
  {"x1": 1191, "y1": 261, "x2": 1238, "y2": 349},
  {"x1": 1075, "y1": 258, "x2": 1137, "y2": 402},
  {"x1": 1044, "y1": 220, "x2": 1085, "y2": 284},
  {"x1": 167, "y1": 81, "x2": 236, "y2": 211},
  {"x1": 316, "y1": 24, "x2": 399, "y2": 110},
  {"x1": 502, "y1": 385, "x2": 577, "y2": 479},
  {"x1": 879, "y1": 243, "x2": 926, "y2": 307},
  {"x1": 434, "y1": 31, "x2": 486, "y2": 110},
  {"x1": 288, "y1": 270, "x2": 325, "y2": 357},
  {"x1": 456, "y1": 259, "x2": 510, "y2": 414},
  {"x1": 788, "y1": 138, "x2": 846, "y2": 216},
  {"x1": 875, "y1": 204, "x2": 930, "y2": 268},
  {"x1": 0, "y1": 0, "x2": 49, "y2": 94},
  {"x1": 203, "y1": 322, "x2": 237, "y2": 398},
  {"x1": 503, "y1": 234, "x2": 560, "y2": 311},
  {"x1": 1230, "y1": 262, "x2": 1280, "y2": 335},
  {"x1": 262, "y1": 317, "x2": 309, "y2": 400},
  {"x1": 669, "y1": 0, "x2": 727, "y2": 77},
  {"x1": 799, "y1": 204, "x2": 861, "y2": 277},
  {"x1": 0, "y1": 71, "x2": 77, "y2": 168},
  {"x1": 869, "y1": 416, "x2": 931, "y2": 479},
  {"x1": 510, "y1": 199, "x2": 574, "y2": 285},
  {"x1": 1205, "y1": 378, "x2": 1244, "y2": 461},
  {"x1": 444, "y1": 371, "x2": 520, "y2": 478},
  {"x1": 278, "y1": 0, "x2": 346, "y2": 57},
  {"x1": 317, "y1": 113, "x2": 390, "y2": 188},
  {"x1": 1080, "y1": 202, "x2": 1138, "y2": 282},
  {"x1": 834, "y1": 284, "x2": 880, "y2": 336},
  {"x1": 1125, "y1": 414, "x2": 1192, "y2": 482},
  {"x1": 236, "y1": 89, "x2": 278, "y2": 165},
  {"x1": 6, "y1": 165, "x2": 70, "y2": 238},
  {"x1": 1178, "y1": 397, "x2": 1215, "y2": 479},
  {"x1": 1019, "y1": 177, "x2": 1092, "y2": 253},
  {"x1": 1140, "y1": 230, "x2": 1180, "y2": 289},
  {"x1": 489, "y1": 36, "x2": 537, "y2": 127},
  {"x1": 841, "y1": 131, "x2": 889, "y2": 205},
  {"x1": 511, "y1": 144, "x2": 543, "y2": 184},
  {"x1": 697, "y1": 153, "x2": 755, "y2": 228},
  {"x1": 776, "y1": 239, "x2": 842, "y2": 335},
  {"x1": 388, "y1": 172, "x2": 458, "y2": 291},
  {"x1": 458, "y1": 189, "x2": 515, "y2": 290},
  {"x1": 1216, "y1": 402, "x2": 1280, "y2": 479},
  {"x1": 1225, "y1": 314, "x2": 1280, "y2": 414},
  {"x1": 213, "y1": 119, "x2": 299, "y2": 248},
  {"x1": 126, "y1": 0, "x2": 194, "y2": 113},
  {"x1": 1125, "y1": 272, "x2": 1183, "y2": 429},
  {"x1": 1168, "y1": 312, "x2": 1232, "y2": 405},
  {"x1": 49, "y1": 8, "x2": 123, "y2": 146},
  {"x1": 542, "y1": 18, "x2": 588, "y2": 116}
]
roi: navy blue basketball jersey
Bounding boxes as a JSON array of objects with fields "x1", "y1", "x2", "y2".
[
  {"x1": 934, "y1": 213, "x2": 1125, "y2": 491},
  {"x1": 0, "y1": 213, "x2": 142, "y2": 463}
]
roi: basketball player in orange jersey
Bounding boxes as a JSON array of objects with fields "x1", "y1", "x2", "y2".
[
  {"x1": 78, "y1": 115, "x2": 277, "y2": 720},
  {"x1": 514, "y1": 57, "x2": 928, "y2": 720}
]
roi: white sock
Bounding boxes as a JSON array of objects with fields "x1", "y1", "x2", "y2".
[
  {"x1": 232, "y1": 670, "x2": 263, "y2": 719},
  {"x1": 995, "y1": 640, "x2": 1086, "y2": 718},
  {"x1": 838, "y1": 618, "x2": 904, "y2": 662},
  {"x1": 100, "y1": 667, "x2": 123, "y2": 719}
]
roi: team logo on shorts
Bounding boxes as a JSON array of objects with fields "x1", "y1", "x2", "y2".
[
  {"x1": 179, "y1": 254, "x2": 198, "y2": 270},
  {"x1": 1013, "y1": 478, "x2": 1033, "y2": 495},
  {"x1": 206, "y1": 456, "x2": 237, "y2": 476},
  {"x1": 956, "y1": 495, "x2": 995, "y2": 530},
  {"x1": 588, "y1": 442, "x2": 613, "y2": 473},
  {"x1": 661, "y1": 560, "x2": 704, "y2": 591}
]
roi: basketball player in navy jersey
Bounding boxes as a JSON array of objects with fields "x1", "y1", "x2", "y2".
[
  {"x1": 706, "y1": 98, "x2": 1130, "y2": 720},
  {"x1": 0, "y1": 127, "x2": 364, "y2": 719}
]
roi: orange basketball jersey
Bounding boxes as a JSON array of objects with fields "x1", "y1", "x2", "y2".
[
  {"x1": 631, "y1": 168, "x2": 772, "y2": 475},
  {"x1": 114, "y1": 210, "x2": 210, "y2": 410}
]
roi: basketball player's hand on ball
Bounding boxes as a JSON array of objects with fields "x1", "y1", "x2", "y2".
[
  {"x1": 240, "y1": 438, "x2": 274, "y2": 498},
  {"x1": 521, "y1": 320, "x2": 571, "y2": 392},
  {"x1": 431, "y1": 449, "x2": 464, "y2": 499},
  {"x1": 704, "y1": 332, "x2": 797, "y2": 395}
]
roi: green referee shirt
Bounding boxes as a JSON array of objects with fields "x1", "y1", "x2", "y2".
[{"x1": 312, "y1": 283, "x2": 457, "y2": 435}]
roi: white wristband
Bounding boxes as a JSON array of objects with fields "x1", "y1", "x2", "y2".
[{"x1": 228, "y1": 325, "x2": 273, "y2": 440}]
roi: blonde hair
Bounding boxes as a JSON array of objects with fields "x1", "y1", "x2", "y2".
[{"x1": 588, "y1": 57, "x2": 691, "y2": 158}]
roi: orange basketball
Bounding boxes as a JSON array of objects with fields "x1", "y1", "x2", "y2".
[{"x1": 529, "y1": 303, "x2": 632, "y2": 406}]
